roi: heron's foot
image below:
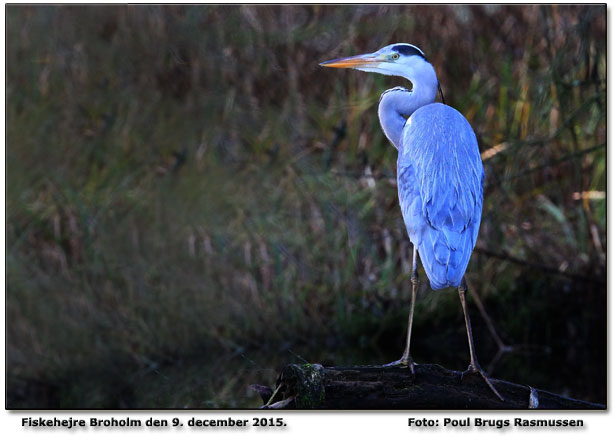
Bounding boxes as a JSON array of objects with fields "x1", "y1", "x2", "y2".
[
  {"x1": 460, "y1": 363, "x2": 504, "y2": 402},
  {"x1": 382, "y1": 357, "x2": 416, "y2": 376}
]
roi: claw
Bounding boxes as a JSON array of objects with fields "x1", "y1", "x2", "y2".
[
  {"x1": 382, "y1": 357, "x2": 416, "y2": 377},
  {"x1": 460, "y1": 363, "x2": 504, "y2": 402}
]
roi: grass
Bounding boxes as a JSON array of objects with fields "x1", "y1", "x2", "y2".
[{"x1": 6, "y1": 5, "x2": 606, "y2": 408}]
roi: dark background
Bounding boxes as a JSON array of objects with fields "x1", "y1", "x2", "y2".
[{"x1": 6, "y1": 5, "x2": 606, "y2": 408}]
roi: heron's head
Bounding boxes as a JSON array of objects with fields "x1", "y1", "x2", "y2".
[{"x1": 319, "y1": 43, "x2": 430, "y2": 78}]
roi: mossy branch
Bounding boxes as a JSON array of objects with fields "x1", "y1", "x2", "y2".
[{"x1": 254, "y1": 363, "x2": 604, "y2": 410}]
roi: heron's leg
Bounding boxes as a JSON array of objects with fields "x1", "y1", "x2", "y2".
[
  {"x1": 400, "y1": 248, "x2": 420, "y2": 368},
  {"x1": 383, "y1": 247, "x2": 418, "y2": 374},
  {"x1": 458, "y1": 278, "x2": 504, "y2": 401}
]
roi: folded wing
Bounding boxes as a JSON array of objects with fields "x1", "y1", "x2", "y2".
[{"x1": 397, "y1": 103, "x2": 484, "y2": 290}]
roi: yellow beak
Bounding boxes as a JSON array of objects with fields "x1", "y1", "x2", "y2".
[{"x1": 319, "y1": 53, "x2": 381, "y2": 69}]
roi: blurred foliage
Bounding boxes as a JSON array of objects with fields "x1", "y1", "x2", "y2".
[{"x1": 6, "y1": 5, "x2": 606, "y2": 408}]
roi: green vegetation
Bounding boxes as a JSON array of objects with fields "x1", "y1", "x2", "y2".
[{"x1": 6, "y1": 5, "x2": 605, "y2": 408}]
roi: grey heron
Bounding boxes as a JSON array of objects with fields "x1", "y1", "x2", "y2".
[{"x1": 320, "y1": 43, "x2": 503, "y2": 401}]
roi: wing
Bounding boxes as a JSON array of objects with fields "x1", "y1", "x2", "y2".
[{"x1": 397, "y1": 103, "x2": 484, "y2": 290}]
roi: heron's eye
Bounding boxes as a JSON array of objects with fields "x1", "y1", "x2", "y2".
[{"x1": 391, "y1": 53, "x2": 400, "y2": 60}]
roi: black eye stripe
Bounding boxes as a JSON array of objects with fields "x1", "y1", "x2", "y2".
[{"x1": 392, "y1": 44, "x2": 426, "y2": 59}]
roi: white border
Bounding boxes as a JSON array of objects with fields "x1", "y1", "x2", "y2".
[{"x1": 1, "y1": 2, "x2": 610, "y2": 435}]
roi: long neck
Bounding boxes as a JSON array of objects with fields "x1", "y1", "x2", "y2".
[{"x1": 378, "y1": 62, "x2": 438, "y2": 149}]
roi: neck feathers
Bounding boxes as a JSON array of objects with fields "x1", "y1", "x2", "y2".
[{"x1": 378, "y1": 61, "x2": 438, "y2": 149}]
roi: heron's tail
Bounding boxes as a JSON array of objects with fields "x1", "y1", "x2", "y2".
[{"x1": 417, "y1": 226, "x2": 473, "y2": 290}]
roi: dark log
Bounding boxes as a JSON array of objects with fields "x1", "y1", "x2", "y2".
[{"x1": 255, "y1": 363, "x2": 604, "y2": 410}]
